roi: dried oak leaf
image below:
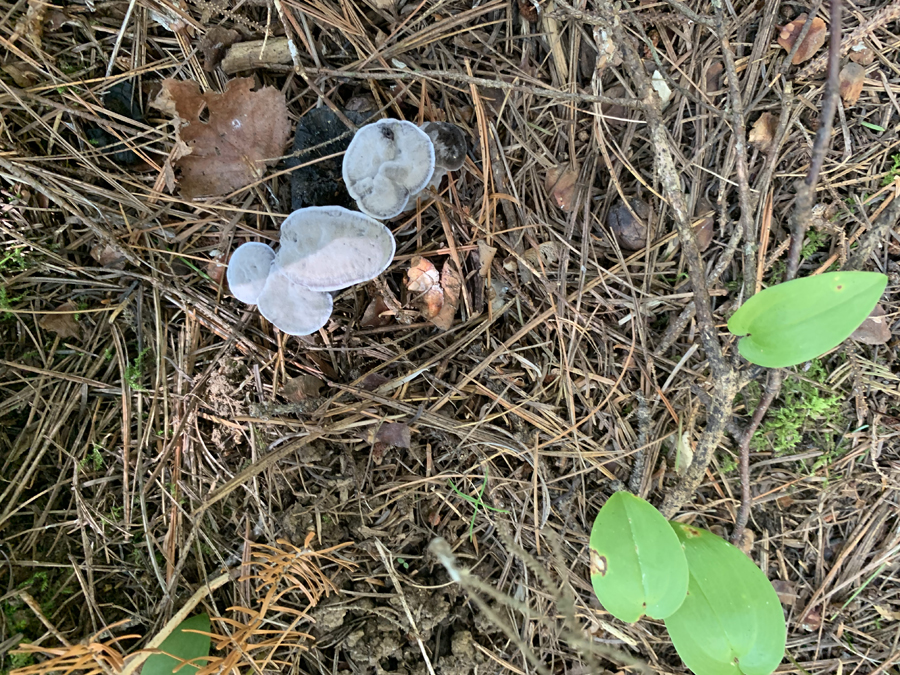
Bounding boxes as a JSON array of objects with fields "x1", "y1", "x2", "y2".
[
  {"x1": 374, "y1": 422, "x2": 411, "y2": 449},
  {"x1": 477, "y1": 240, "x2": 497, "y2": 277},
  {"x1": 283, "y1": 374, "x2": 325, "y2": 402},
  {"x1": 777, "y1": 14, "x2": 827, "y2": 65},
  {"x1": 850, "y1": 303, "x2": 891, "y2": 344},
  {"x1": 432, "y1": 260, "x2": 462, "y2": 330},
  {"x1": 361, "y1": 294, "x2": 393, "y2": 328},
  {"x1": 545, "y1": 165, "x2": 578, "y2": 212},
  {"x1": 154, "y1": 78, "x2": 290, "y2": 199},
  {"x1": 407, "y1": 256, "x2": 443, "y2": 319},
  {"x1": 749, "y1": 112, "x2": 778, "y2": 153},
  {"x1": 39, "y1": 301, "x2": 81, "y2": 340},
  {"x1": 839, "y1": 62, "x2": 865, "y2": 106}
]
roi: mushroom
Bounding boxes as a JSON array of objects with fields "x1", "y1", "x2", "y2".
[
  {"x1": 256, "y1": 272, "x2": 334, "y2": 336},
  {"x1": 342, "y1": 119, "x2": 435, "y2": 219},
  {"x1": 227, "y1": 206, "x2": 396, "y2": 336},
  {"x1": 275, "y1": 206, "x2": 395, "y2": 290},
  {"x1": 403, "y1": 122, "x2": 468, "y2": 211},
  {"x1": 420, "y1": 122, "x2": 467, "y2": 172},
  {"x1": 226, "y1": 241, "x2": 275, "y2": 304}
]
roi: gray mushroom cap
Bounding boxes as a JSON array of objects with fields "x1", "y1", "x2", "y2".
[
  {"x1": 420, "y1": 122, "x2": 467, "y2": 172},
  {"x1": 274, "y1": 205, "x2": 396, "y2": 291},
  {"x1": 226, "y1": 241, "x2": 275, "y2": 304},
  {"x1": 342, "y1": 119, "x2": 435, "y2": 219},
  {"x1": 256, "y1": 271, "x2": 333, "y2": 336}
]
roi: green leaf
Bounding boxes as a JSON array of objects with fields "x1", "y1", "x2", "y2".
[
  {"x1": 143, "y1": 614, "x2": 211, "y2": 675},
  {"x1": 589, "y1": 492, "x2": 689, "y2": 622},
  {"x1": 665, "y1": 524, "x2": 786, "y2": 675},
  {"x1": 859, "y1": 121, "x2": 886, "y2": 132},
  {"x1": 727, "y1": 272, "x2": 887, "y2": 368}
]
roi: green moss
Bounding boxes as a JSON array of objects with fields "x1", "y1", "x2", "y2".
[{"x1": 750, "y1": 361, "x2": 845, "y2": 456}]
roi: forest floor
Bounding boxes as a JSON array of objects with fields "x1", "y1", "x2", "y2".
[{"x1": 1, "y1": 0, "x2": 900, "y2": 673}]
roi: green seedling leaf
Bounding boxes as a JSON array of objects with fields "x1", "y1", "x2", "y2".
[
  {"x1": 143, "y1": 614, "x2": 211, "y2": 675},
  {"x1": 589, "y1": 492, "x2": 689, "y2": 623},
  {"x1": 727, "y1": 271, "x2": 888, "y2": 367},
  {"x1": 665, "y1": 524, "x2": 786, "y2": 675},
  {"x1": 859, "y1": 121, "x2": 886, "y2": 132}
]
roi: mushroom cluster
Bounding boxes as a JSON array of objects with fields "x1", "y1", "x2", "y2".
[
  {"x1": 226, "y1": 117, "x2": 467, "y2": 336},
  {"x1": 226, "y1": 206, "x2": 394, "y2": 335}
]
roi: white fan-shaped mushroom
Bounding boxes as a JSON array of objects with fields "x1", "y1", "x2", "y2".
[
  {"x1": 257, "y1": 271, "x2": 333, "y2": 336},
  {"x1": 342, "y1": 119, "x2": 435, "y2": 219},
  {"x1": 226, "y1": 242, "x2": 275, "y2": 304},
  {"x1": 275, "y1": 206, "x2": 396, "y2": 291}
]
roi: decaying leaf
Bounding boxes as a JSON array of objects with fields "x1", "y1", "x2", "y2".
[
  {"x1": 39, "y1": 301, "x2": 81, "y2": 340},
  {"x1": 282, "y1": 374, "x2": 325, "y2": 402},
  {"x1": 693, "y1": 215, "x2": 714, "y2": 251},
  {"x1": 839, "y1": 62, "x2": 865, "y2": 106},
  {"x1": 522, "y1": 242, "x2": 560, "y2": 271},
  {"x1": 849, "y1": 42, "x2": 875, "y2": 66},
  {"x1": 361, "y1": 295, "x2": 393, "y2": 328},
  {"x1": 607, "y1": 197, "x2": 652, "y2": 251},
  {"x1": 874, "y1": 605, "x2": 900, "y2": 622},
  {"x1": 749, "y1": 112, "x2": 779, "y2": 153},
  {"x1": 90, "y1": 243, "x2": 127, "y2": 269},
  {"x1": 771, "y1": 580, "x2": 798, "y2": 606},
  {"x1": 705, "y1": 61, "x2": 724, "y2": 93},
  {"x1": 374, "y1": 422, "x2": 411, "y2": 449},
  {"x1": 850, "y1": 303, "x2": 891, "y2": 344},
  {"x1": 545, "y1": 165, "x2": 578, "y2": 212},
  {"x1": 13, "y1": 0, "x2": 47, "y2": 49},
  {"x1": 432, "y1": 260, "x2": 462, "y2": 330},
  {"x1": 407, "y1": 256, "x2": 443, "y2": 319},
  {"x1": 517, "y1": 0, "x2": 539, "y2": 21},
  {"x1": 360, "y1": 372, "x2": 390, "y2": 391},
  {"x1": 154, "y1": 78, "x2": 290, "y2": 199},
  {"x1": 777, "y1": 14, "x2": 827, "y2": 65},
  {"x1": 477, "y1": 240, "x2": 497, "y2": 277},
  {"x1": 489, "y1": 278, "x2": 508, "y2": 313}
]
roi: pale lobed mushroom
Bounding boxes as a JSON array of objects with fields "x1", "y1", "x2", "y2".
[
  {"x1": 226, "y1": 241, "x2": 275, "y2": 304},
  {"x1": 226, "y1": 206, "x2": 395, "y2": 336},
  {"x1": 342, "y1": 119, "x2": 435, "y2": 219}
]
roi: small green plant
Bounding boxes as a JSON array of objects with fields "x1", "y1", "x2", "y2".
[
  {"x1": 728, "y1": 272, "x2": 887, "y2": 368},
  {"x1": 881, "y1": 153, "x2": 900, "y2": 186},
  {"x1": 124, "y1": 347, "x2": 151, "y2": 391},
  {"x1": 79, "y1": 445, "x2": 105, "y2": 472},
  {"x1": 448, "y1": 469, "x2": 510, "y2": 541},
  {"x1": 590, "y1": 493, "x2": 786, "y2": 675}
]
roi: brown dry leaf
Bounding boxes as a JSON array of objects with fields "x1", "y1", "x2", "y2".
[
  {"x1": 361, "y1": 295, "x2": 393, "y2": 328},
  {"x1": 693, "y1": 215, "x2": 714, "y2": 251},
  {"x1": 874, "y1": 605, "x2": 900, "y2": 621},
  {"x1": 375, "y1": 422, "x2": 411, "y2": 449},
  {"x1": 517, "y1": 0, "x2": 538, "y2": 21},
  {"x1": 477, "y1": 240, "x2": 497, "y2": 277},
  {"x1": 90, "y1": 243, "x2": 127, "y2": 269},
  {"x1": 749, "y1": 112, "x2": 778, "y2": 153},
  {"x1": 13, "y1": 0, "x2": 47, "y2": 49},
  {"x1": 154, "y1": 78, "x2": 290, "y2": 199},
  {"x1": 850, "y1": 304, "x2": 891, "y2": 344},
  {"x1": 431, "y1": 261, "x2": 462, "y2": 330},
  {"x1": 206, "y1": 252, "x2": 226, "y2": 285},
  {"x1": 705, "y1": 61, "x2": 724, "y2": 93},
  {"x1": 777, "y1": 15, "x2": 827, "y2": 65},
  {"x1": 200, "y1": 27, "x2": 241, "y2": 72},
  {"x1": 839, "y1": 62, "x2": 865, "y2": 106},
  {"x1": 545, "y1": 165, "x2": 578, "y2": 212},
  {"x1": 771, "y1": 580, "x2": 798, "y2": 606},
  {"x1": 2, "y1": 62, "x2": 41, "y2": 88},
  {"x1": 849, "y1": 42, "x2": 875, "y2": 65},
  {"x1": 39, "y1": 301, "x2": 81, "y2": 340},
  {"x1": 360, "y1": 372, "x2": 390, "y2": 391},
  {"x1": 282, "y1": 374, "x2": 325, "y2": 402},
  {"x1": 407, "y1": 256, "x2": 443, "y2": 319}
]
